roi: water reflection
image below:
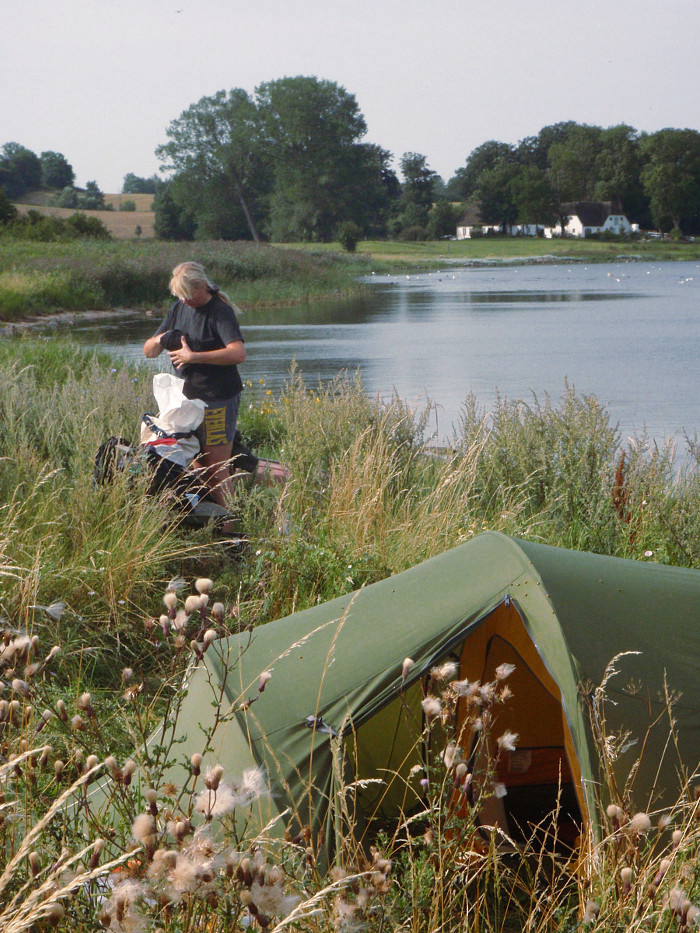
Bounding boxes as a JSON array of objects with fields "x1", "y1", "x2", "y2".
[{"x1": 67, "y1": 261, "x2": 699, "y2": 446}]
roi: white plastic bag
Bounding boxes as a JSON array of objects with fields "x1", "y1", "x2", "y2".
[{"x1": 140, "y1": 374, "x2": 207, "y2": 468}]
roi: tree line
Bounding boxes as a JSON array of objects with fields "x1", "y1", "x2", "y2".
[{"x1": 4, "y1": 76, "x2": 700, "y2": 242}]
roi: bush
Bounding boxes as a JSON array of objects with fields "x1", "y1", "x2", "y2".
[
  {"x1": 336, "y1": 220, "x2": 362, "y2": 252},
  {"x1": 118, "y1": 200, "x2": 137, "y2": 212}
]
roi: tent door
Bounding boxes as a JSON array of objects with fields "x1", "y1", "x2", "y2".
[{"x1": 456, "y1": 602, "x2": 582, "y2": 848}]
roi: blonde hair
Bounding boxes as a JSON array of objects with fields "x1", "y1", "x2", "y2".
[{"x1": 169, "y1": 261, "x2": 235, "y2": 308}]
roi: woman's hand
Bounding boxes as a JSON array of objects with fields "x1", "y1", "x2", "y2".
[{"x1": 168, "y1": 335, "x2": 195, "y2": 367}]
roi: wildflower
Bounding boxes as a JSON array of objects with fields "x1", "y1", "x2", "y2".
[
  {"x1": 148, "y1": 848, "x2": 178, "y2": 879},
  {"x1": 497, "y1": 730, "x2": 519, "y2": 753},
  {"x1": 122, "y1": 759, "x2": 137, "y2": 786},
  {"x1": 582, "y1": 899, "x2": 599, "y2": 924},
  {"x1": 35, "y1": 708, "x2": 53, "y2": 734},
  {"x1": 202, "y1": 629, "x2": 217, "y2": 650},
  {"x1": 204, "y1": 764, "x2": 225, "y2": 790},
  {"x1": 185, "y1": 594, "x2": 202, "y2": 614},
  {"x1": 247, "y1": 878, "x2": 301, "y2": 921},
  {"x1": 432, "y1": 661, "x2": 458, "y2": 682},
  {"x1": 102, "y1": 879, "x2": 147, "y2": 929},
  {"x1": 441, "y1": 742, "x2": 464, "y2": 771},
  {"x1": 104, "y1": 755, "x2": 119, "y2": 776},
  {"x1": 258, "y1": 670, "x2": 272, "y2": 692},
  {"x1": 657, "y1": 814, "x2": 672, "y2": 832},
  {"x1": 492, "y1": 782, "x2": 507, "y2": 799},
  {"x1": 54, "y1": 760, "x2": 64, "y2": 778},
  {"x1": 168, "y1": 829, "x2": 222, "y2": 899},
  {"x1": 171, "y1": 610, "x2": 188, "y2": 631},
  {"x1": 195, "y1": 578, "x2": 213, "y2": 595},
  {"x1": 494, "y1": 663, "x2": 516, "y2": 681},
  {"x1": 163, "y1": 591, "x2": 177, "y2": 611},
  {"x1": 132, "y1": 812, "x2": 156, "y2": 846},
  {"x1": 145, "y1": 787, "x2": 159, "y2": 815},
  {"x1": 672, "y1": 828, "x2": 683, "y2": 848},
  {"x1": 628, "y1": 811, "x2": 652, "y2": 834},
  {"x1": 621, "y1": 866, "x2": 633, "y2": 893},
  {"x1": 421, "y1": 696, "x2": 442, "y2": 722},
  {"x1": 86, "y1": 754, "x2": 100, "y2": 771},
  {"x1": 71, "y1": 714, "x2": 86, "y2": 731},
  {"x1": 211, "y1": 602, "x2": 225, "y2": 621},
  {"x1": 121, "y1": 667, "x2": 134, "y2": 683},
  {"x1": 651, "y1": 858, "x2": 671, "y2": 890},
  {"x1": 11, "y1": 678, "x2": 30, "y2": 697},
  {"x1": 668, "y1": 888, "x2": 685, "y2": 913},
  {"x1": 190, "y1": 753, "x2": 203, "y2": 776},
  {"x1": 401, "y1": 657, "x2": 415, "y2": 681},
  {"x1": 644, "y1": 550, "x2": 653, "y2": 557},
  {"x1": 77, "y1": 692, "x2": 94, "y2": 714},
  {"x1": 89, "y1": 838, "x2": 105, "y2": 870},
  {"x1": 479, "y1": 683, "x2": 495, "y2": 704},
  {"x1": 606, "y1": 803, "x2": 623, "y2": 830},
  {"x1": 29, "y1": 851, "x2": 41, "y2": 876}
]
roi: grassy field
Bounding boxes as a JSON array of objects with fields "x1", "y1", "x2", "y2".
[
  {"x1": 0, "y1": 239, "x2": 364, "y2": 320},
  {"x1": 0, "y1": 339, "x2": 697, "y2": 931},
  {"x1": 13, "y1": 200, "x2": 155, "y2": 238},
  {"x1": 284, "y1": 235, "x2": 700, "y2": 266}
]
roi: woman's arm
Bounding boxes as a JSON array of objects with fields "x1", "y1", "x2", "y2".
[
  {"x1": 143, "y1": 334, "x2": 165, "y2": 358},
  {"x1": 168, "y1": 338, "x2": 246, "y2": 368}
]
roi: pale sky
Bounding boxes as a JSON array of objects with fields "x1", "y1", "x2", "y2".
[{"x1": 4, "y1": 0, "x2": 700, "y2": 193}]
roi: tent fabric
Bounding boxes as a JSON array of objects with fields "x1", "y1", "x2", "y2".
[{"x1": 176, "y1": 532, "x2": 700, "y2": 849}]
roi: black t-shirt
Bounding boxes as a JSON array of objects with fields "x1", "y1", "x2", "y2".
[{"x1": 154, "y1": 296, "x2": 245, "y2": 402}]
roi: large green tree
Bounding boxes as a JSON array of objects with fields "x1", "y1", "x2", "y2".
[
  {"x1": 593, "y1": 125, "x2": 648, "y2": 224},
  {"x1": 640, "y1": 128, "x2": 700, "y2": 233},
  {"x1": 122, "y1": 173, "x2": 161, "y2": 194},
  {"x1": 448, "y1": 140, "x2": 515, "y2": 200},
  {"x1": 476, "y1": 162, "x2": 520, "y2": 231},
  {"x1": 0, "y1": 143, "x2": 42, "y2": 198},
  {"x1": 40, "y1": 151, "x2": 74, "y2": 189},
  {"x1": 256, "y1": 75, "x2": 370, "y2": 241},
  {"x1": 157, "y1": 88, "x2": 269, "y2": 241},
  {"x1": 547, "y1": 124, "x2": 602, "y2": 202}
]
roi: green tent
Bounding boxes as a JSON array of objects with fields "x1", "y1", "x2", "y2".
[{"x1": 171, "y1": 532, "x2": 700, "y2": 850}]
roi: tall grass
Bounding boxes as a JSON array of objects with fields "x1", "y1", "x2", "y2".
[
  {"x1": 0, "y1": 585, "x2": 696, "y2": 932},
  {"x1": 0, "y1": 339, "x2": 698, "y2": 929},
  {"x1": 0, "y1": 241, "x2": 364, "y2": 320}
]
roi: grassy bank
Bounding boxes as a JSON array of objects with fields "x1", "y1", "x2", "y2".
[
  {"x1": 0, "y1": 240, "x2": 365, "y2": 321},
  {"x1": 284, "y1": 235, "x2": 700, "y2": 266},
  {"x1": 0, "y1": 341, "x2": 698, "y2": 931},
  {"x1": 3, "y1": 235, "x2": 700, "y2": 323}
]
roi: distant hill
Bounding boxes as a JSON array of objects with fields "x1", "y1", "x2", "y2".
[{"x1": 12, "y1": 190, "x2": 155, "y2": 238}]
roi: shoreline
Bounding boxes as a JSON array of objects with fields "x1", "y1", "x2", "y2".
[{"x1": 0, "y1": 307, "x2": 148, "y2": 338}]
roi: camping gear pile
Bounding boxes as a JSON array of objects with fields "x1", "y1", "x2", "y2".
[
  {"x1": 157, "y1": 531, "x2": 699, "y2": 858},
  {"x1": 94, "y1": 374, "x2": 288, "y2": 528}
]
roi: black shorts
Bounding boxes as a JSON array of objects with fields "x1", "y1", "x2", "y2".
[{"x1": 196, "y1": 394, "x2": 241, "y2": 448}]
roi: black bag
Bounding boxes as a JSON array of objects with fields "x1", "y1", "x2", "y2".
[{"x1": 93, "y1": 436, "x2": 135, "y2": 485}]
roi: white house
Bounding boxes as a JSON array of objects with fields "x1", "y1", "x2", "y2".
[
  {"x1": 457, "y1": 200, "x2": 633, "y2": 240},
  {"x1": 547, "y1": 201, "x2": 632, "y2": 238}
]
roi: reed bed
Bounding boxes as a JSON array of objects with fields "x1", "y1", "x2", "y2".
[
  {"x1": 0, "y1": 241, "x2": 364, "y2": 320},
  {"x1": 0, "y1": 339, "x2": 698, "y2": 930}
]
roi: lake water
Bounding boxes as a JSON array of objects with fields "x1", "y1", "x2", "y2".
[{"x1": 70, "y1": 260, "x2": 699, "y2": 448}]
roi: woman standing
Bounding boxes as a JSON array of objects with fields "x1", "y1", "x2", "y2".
[{"x1": 144, "y1": 261, "x2": 246, "y2": 529}]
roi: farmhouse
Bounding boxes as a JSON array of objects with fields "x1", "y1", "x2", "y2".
[
  {"x1": 456, "y1": 204, "x2": 546, "y2": 239},
  {"x1": 549, "y1": 201, "x2": 632, "y2": 238},
  {"x1": 456, "y1": 200, "x2": 634, "y2": 239}
]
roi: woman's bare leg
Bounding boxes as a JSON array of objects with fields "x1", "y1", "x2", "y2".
[{"x1": 198, "y1": 442, "x2": 238, "y2": 533}]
